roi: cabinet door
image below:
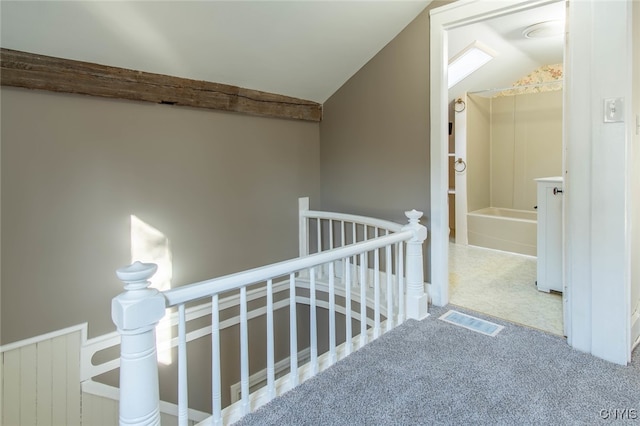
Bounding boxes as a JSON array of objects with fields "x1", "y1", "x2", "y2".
[{"x1": 537, "y1": 183, "x2": 563, "y2": 292}]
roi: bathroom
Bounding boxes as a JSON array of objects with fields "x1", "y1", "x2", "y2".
[
  {"x1": 446, "y1": 2, "x2": 565, "y2": 335},
  {"x1": 454, "y1": 80, "x2": 563, "y2": 256}
]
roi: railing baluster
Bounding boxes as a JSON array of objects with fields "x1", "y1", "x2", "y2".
[
  {"x1": 328, "y1": 219, "x2": 334, "y2": 280},
  {"x1": 352, "y1": 223, "x2": 358, "y2": 286},
  {"x1": 299, "y1": 197, "x2": 309, "y2": 257},
  {"x1": 211, "y1": 294, "x2": 222, "y2": 425},
  {"x1": 310, "y1": 267, "x2": 318, "y2": 375},
  {"x1": 352, "y1": 222, "x2": 357, "y2": 245},
  {"x1": 398, "y1": 242, "x2": 405, "y2": 324},
  {"x1": 345, "y1": 255, "x2": 352, "y2": 355},
  {"x1": 359, "y1": 252, "x2": 367, "y2": 348},
  {"x1": 386, "y1": 243, "x2": 393, "y2": 332},
  {"x1": 317, "y1": 219, "x2": 323, "y2": 278},
  {"x1": 329, "y1": 219, "x2": 334, "y2": 249},
  {"x1": 341, "y1": 221, "x2": 346, "y2": 294},
  {"x1": 178, "y1": 304, "x2": 189, "y2": 426},
  {"x1": 372, "y1": 227, "x2": 379, "y2": 288},
  {"x1": 266, "y1": 279, "x2": 275, "y2": 399},
  {"x1": 328, "y1": 262, "x2": 336, "y2": 364},
  {"x1": 367, "y1": 226, "x2": 378, "y2": 287},
  {"x1": 374, "y1": 244, "x2": 381, "y2": 339},
  {"x1": 240, "y1": 287, "x2": 249, "y2": 415},
  {"x1": 289, "y1": 273, "x2": 298, "y2": 387}
]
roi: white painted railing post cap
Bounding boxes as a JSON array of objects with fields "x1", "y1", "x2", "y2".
[
  {"x1": 116, "y1": 261, "x2": 158, "y2": 290},
  {"x1": 405, "y1": 209, "x2": 423, "y2": 222},
  {"x1": 112, "y1": 261, "x2": 166, "y2": 331},
  {"x1": 403, "y1": 210, "x2": 427, "y2": 241}
]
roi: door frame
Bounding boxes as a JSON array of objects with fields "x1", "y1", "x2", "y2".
[
  {"x1": 431, "y1": 0, "x2": 635, "y2": 365},
  {"x1": 428, "y1": 0, "x2": 562, "y2": 307}
]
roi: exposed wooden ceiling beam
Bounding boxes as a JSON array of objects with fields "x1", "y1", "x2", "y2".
[{"x1": 0, "y1": 48, "x2": 322, "y2": 122}]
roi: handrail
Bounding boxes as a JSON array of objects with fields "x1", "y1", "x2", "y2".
[
  {"x1": 301, "y1": 209, "x2": 404, "y2": 233},
  {"x1": 163, "y1": 230, "x2": 412, "y2": 307}
]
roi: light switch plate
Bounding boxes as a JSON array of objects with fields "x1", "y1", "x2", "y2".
[{"x1": 604, "y1": 98, "x2": 624, "y2": 123}]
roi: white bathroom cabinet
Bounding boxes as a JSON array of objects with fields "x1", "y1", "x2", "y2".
[{"x1": 536, "y1": 177, "x2": 563, "y2": 293}]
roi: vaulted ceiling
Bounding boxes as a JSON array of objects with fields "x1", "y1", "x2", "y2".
[
  {"x1": 1, "y1": 1, "x2": 431, "y2": 103},
  {"x1": 1, "y1": 1, "x2": 565, "y2": 105}
]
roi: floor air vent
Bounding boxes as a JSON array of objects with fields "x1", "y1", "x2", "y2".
[{"x1": 439, "y1": 310, "x2": 504, "y2": 337}]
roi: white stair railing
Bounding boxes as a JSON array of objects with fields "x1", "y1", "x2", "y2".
[{"x1": 112, "y1": 200, "x2": 428, "y2": 426}]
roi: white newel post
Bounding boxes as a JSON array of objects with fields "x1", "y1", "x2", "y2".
[
  {"x1": 403, "y1": 210, "x2": 429, "y2": 320},
  {"x1": 112, "y1": 261, "x2": 166, "y2": 426}
]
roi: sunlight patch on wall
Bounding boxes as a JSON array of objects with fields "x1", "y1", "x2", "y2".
[{"x1": 131, "y1": 215, "x2": 173, "y2": 365}]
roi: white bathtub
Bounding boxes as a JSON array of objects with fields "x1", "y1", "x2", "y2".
[{"x1": 467, "y1": 207, "x2": 537, "y2": 256}]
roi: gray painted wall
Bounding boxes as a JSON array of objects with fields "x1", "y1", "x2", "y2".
[
  {"x1": 319, "y1": 5, "x2": 440, "y2": 279},
  {"x1": 0, "y1": 0, "x2": 444, "y2": 409},
  {"x1": 1, "y1": 87, "x2": 320, "y2": 344}
]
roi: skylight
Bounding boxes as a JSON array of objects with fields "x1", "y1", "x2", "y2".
[{"x1": 448, "y1": 40, "x2": 497, "y2": 88}]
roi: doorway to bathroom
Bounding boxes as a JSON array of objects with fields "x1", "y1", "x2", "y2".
[{"x1": 444, "y1": 1, "x2": 566, "y2": 336}]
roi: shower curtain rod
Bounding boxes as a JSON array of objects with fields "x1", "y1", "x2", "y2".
[{"x1": 468, "y1": 80, "x2": 563, "y2": 96}]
